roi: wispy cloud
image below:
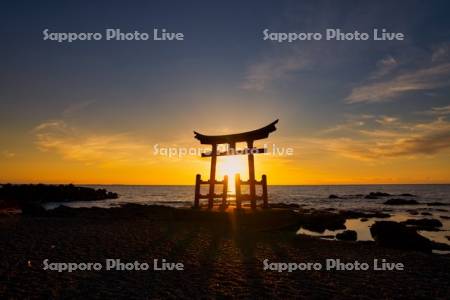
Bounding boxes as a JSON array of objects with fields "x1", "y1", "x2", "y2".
[
  {"x1": 320, "y1": 114, "x2": 373, "y2": 134},
  {"x1": 33, "y1": 120, "x2": 150, "y2": 165},
  {"x1": 1, "y1": 150, "x2": 16, "y2": 159},
  {"x1": 316, "y1": 115, "x2": 450, "y2": 161},
  {"x1": 432, "y1": 43, "x2": 450, "y2": 62},
  {"x1": 370, "y1": 56, "x2": 398, "y2": 79},
  {"x1": 241, "y1": 49, "x2": 309, "y2": 91},
  {"x1": 423, "y1": 105, "x2": 450, "y2": 116},
  {"x1": 62, "y1": 100, "x2": 96, "y2": 117},
  {"x1": 375, "y1": 116, "x2": 398, "y2": 125},
  {"x1": 346, "y1": 62, "x2": 450, "y2": 103}
]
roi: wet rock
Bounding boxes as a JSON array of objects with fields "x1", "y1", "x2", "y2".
[
  {"x1": 336, "y1": 230, "x2": 357, "y2": 241},
  {"x1": 383, "y1": 199, "x2": 420, "y2": 205},
  {"x1": 408, "y1": 210, "x2": 419, "y2": 215},
  {"x1": 400, "y1": 218, "x2": 443, "y2": 231},
  {"x1": 447, "y1": 236, "x2": 450, "y2": 241},
  {"x1": 360, "y1": 218, "x2": 369, "y2": 222},
  {"x1": 339, "y1": 210, "x2": 390, "y2": 219},
  {"x1": 20, "y1": 202, "x2": 46, "y2": 216},
  {"x1": 269, "y1": 202, "x2": 300, "y2": 209},
  {"x1": 328, "y1": 194, "x2": 341, "y2": 199},
  {"x1": 421, "y1": 212, "x2": 432, "y2": 216},
  {"x1": 298, "y1": 211, "x2": 346, "y2": 233},
  {"x1": 427, "y1": 202, "x2": 447, "y2": 206},
  {"x1": 365, "y1": 192, "x2": 391, "y2": 199},
  {"x1": 370, "y1": 221, "x2": 432, "y2": 253},
  {"x1": 440, "y1": 215, "x2": 450, "y2": 220},
  {"x1": 432, "y1": 242, "x2": 450, "y2": 251},
  {"x1": 435, "y1": 208, "x2": 448, "y2": 212},
  {"x1": 398, "y1": 193, "x2": 417, "y2": 197}
]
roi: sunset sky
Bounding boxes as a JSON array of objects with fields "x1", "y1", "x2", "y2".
[{"x1": 1, "y1": 0, "x2": 450, "y2": 184}]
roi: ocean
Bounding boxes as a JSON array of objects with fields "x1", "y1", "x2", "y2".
[{"x1": 43, "y1": 184, "x2": 450, "y2": 249}]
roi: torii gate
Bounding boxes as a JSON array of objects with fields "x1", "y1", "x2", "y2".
[{"x1": 193, "y1": 120, "x2": 278, "y2": 209}]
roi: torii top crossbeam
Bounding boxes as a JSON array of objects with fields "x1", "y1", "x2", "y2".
[{"x1": 194, "y1": 119, "x2": 278, "y2": 145}]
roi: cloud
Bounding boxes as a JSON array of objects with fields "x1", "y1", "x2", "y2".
[
  {"x1": 320, "y1": 114, "x2": 372, "y2": 134},
  {"x1": 241, "y1": 50, "x2": 309, "y2": 91},
  {"x1": 432, "y1": 44, "x2": 450, "y2": 62},
  {"x1": 375, "y1": 116, "x2": 398, "y2": 125},
  {"x1": 346, "y1": 62, "x2": 450, "y2": 103},
  {"x1": 317, "y1": 115, "x2": 450, "y2": 161},
  {"x1": 1, "y1": 150, "x2": 16, "y2": 159},
  {"x1": 370, "y1": 56, "x2": 398, "y2": 79},
  {"x1": 33, "y1": 120, "x2": 150, "y2": 165},
  {"x1": 423, "y1": 105, "x2": 450, "y2": 116},
  {"x1": 62, "y1": 100, "x2": 96, "y2": 116}
]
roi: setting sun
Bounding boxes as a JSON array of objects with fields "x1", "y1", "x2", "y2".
[{"x1": 217, "y1": 156, "x2": 248, "y2": 181}]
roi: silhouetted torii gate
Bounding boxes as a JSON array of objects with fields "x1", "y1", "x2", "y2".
[{"x1": 193, "y1": 120, "x2": 278, "y2": 209}]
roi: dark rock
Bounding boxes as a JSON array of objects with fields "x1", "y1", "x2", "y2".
[
  {"x1": 408, "y1": 210, "x2": 419, "y2": 215},
  {"x1": 365, "y1": 192, "x2": 391, "y2": 199},
  {"x1": 20, "y1": 202, "x2": 46, "y2": 216},
  {"x1": 298, "y1": 211, "x2": 346, "y2": 233},
  {"x1": 340, "y1": 194, "x2": 365, "y2": 199},
  {"x1": 383, "y1": 198, "x2": 420, "y2": 205},
  {"x1": 447, "y1": 236, "x2": 450, "y2": 241},
  {"x1": 421, "y1": 212, "x2": 432, "y2": 216},
  {"x1": 47, "y1": 205, "x2": 78, "y2": 217},
  {"x1": 440, "y1": 215, "x2": 450, "y2": 220},
  {"x1": 269, "y1": 202, "x2": 300, "y2": 209},
  {"x1": 400, "y1": 218, "x2": 443, "y2": 231},
  {"x1": 398, "y1": 193, "x2": 417, "y2": 197},
  {"x1": 435, "y1": 208, "x2": 448, "y2": 212},
  {"x1": 360, "y1": 218, "x2": 369, "y2": 222},
  {"x1": 0, "y1": 184, "x2": 118, "y2": 209},
  {"x1": 370, "y1": 221, "x2": 432, "y2": 253},
  {"x1": 336, "y1": 230, "x2": 357, "y2": 241},
  {"x1": 427, "y1": 202, "x2": 447, "y2": 206},
  {"x1": 431, "y1": 241, "x2": 450, "y2": 251},
  {"x1": 328, "y1": 194, "x2": 341, "y2": 199},
  {"x1": 339, "y1": 210, "x2": 390, "y2": 219}
]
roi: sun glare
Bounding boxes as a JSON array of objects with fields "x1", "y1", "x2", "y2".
[
  {"x1": 217, "y1": 155, "x2": 248, "y2": 179},
  {"x1": 217, "y1": 156, "x2": 248, "y2": 194}
]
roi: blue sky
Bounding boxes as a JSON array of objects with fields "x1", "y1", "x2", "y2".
[{"x1": 1, "y1": 0, "x2": 450, "y2": 184}]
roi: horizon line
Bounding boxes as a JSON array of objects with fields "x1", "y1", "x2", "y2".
[{"x1": 1, "y1": 182, "x2": 450, "y2": 186}]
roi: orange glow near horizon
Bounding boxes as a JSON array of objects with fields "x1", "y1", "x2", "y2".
[{"x1": 1, "y1": 122, "x2": 450, "y2": 185}]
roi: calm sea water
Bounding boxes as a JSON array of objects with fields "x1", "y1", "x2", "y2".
[
  {"x1": 43, "y1": 185, "x2": 450, "y2": 248},
  {"x1": 43, "y1": 184, "x2": 450, "y2": 210}
]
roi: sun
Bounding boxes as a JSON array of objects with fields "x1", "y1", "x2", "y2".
[
  {"x1": 217, "y1": 155, "x2": 248, "y2": 179},
  {"x1": 217, "y1": 156, "x2": 248, "y2": 193}
]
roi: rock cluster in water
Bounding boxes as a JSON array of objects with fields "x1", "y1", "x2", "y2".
[
  {"x1": 0, "y1": 184, "x2": 118, "y2": 214},
  {"x1": 383, "y1": 198, "x2": 420, "y2": 205},
  {"x1": 328, "y1": 191, "x2": 418, "y2": 200},
  {"x1": 370, "y1": 221, "x2": 450, "y2": 253}
]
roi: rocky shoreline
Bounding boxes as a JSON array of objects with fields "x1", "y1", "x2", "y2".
[
  {"x1": 0, "y1": 184, "x2": 118, "y2": 212},
  {"x1": 1, "y1": 204, "x2": 449, "y2": 298}
]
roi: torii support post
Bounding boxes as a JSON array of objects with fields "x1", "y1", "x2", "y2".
[
  {"x1": 235, "y1": 173, "x2": 241, "y2": 209},
  {"x1": 262, "y1": 174, "x2": 268, "y2": 208},
  {"x1": 247, "y1": 140, "x2": 256, "y2": 209},
  {"x1": 221, "y1": 175, "x2": 228, "y2": 208},
  {"x1": 194, "y1": 174, "x2": 201, "y2": 208},
  {"x1": 208, "y1": 144, "x2": 217, "y2": 209}
]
